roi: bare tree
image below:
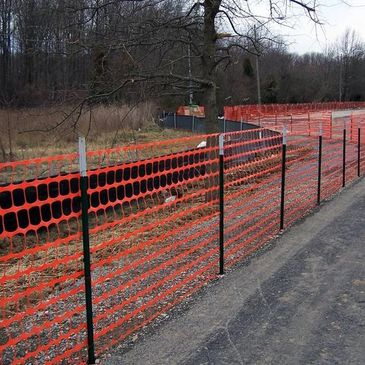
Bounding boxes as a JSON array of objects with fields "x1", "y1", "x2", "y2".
[
  {"x1": 336, "y1": 29, "x2": 364, "y2": 101},
  {"x1": 3, "y1": 0, "x2": 365, "y2": 135},
  {"x1": 61, "y1": 0, "x2": 320, "y2": 131},
  {"x1": 0, "y1": 0, "x2": 13, "y2": 101}
]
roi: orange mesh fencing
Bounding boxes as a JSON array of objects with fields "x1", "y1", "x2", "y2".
[
  {"x1": 222, "y1": 129, "x2": 282, "y2": 267},
  {"x1": 1, "y1": 108, "x2": 365, "y2": 364},
  {"x1": 284, "y1": 136, "x2": 319, "y2": 227},
  {"x1": 246, "y1": 112, "x2": 332, "y2": 138},
  {"x1": 321, "y1": 131, "x2": 360, "y2": 200},
  {"x1": 0, "y1": 154, "x2": 87, "y2": 364},
  {"x1": 0, "y1": 134, "x2": 221, "y2": 364},
  {"x1": 224, "y1": 102, "x2": 365, "y2": 121},
  {"x1": 83, "y1": 134, "x2": 220, "y2": 355}
]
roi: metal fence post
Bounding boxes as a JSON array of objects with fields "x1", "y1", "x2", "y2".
[
  {"x1": 192, "y1": 115, "x2": 195, "y2": 132},
  {"x1": 317, "y1": 124, "x2": 323, "y2": 205},
  {"x1": 79, "y1": 137, "x2": 96, "y2": 365},
  {"x1": 174, "y1": 113, "x2": 177, "y2": 129},
  {"x1": 343, "y1": 128, "x2": 346, "y2": 188},
  {"x1": 280, "y1": 127, "x2": 287, "y2": 230},
  {"x1": 219, "y1": 134, "x2": 225, "y2": 275},
  {"x1": 358, "y1": 128, "x2": 361, "y2": 177}
]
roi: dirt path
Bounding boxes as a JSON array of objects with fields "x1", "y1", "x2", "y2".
[{"x1": 104, "y1": 177, "x2": 365, "y2": 365}]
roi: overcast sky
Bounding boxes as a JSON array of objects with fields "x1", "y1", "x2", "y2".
[{"x1": 280, "y1": 0, "x2": 365, "y2": 54}]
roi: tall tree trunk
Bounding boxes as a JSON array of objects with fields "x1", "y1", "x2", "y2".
[
  {"x1": 202, "y1": 0, "x2": 221, "y2": 133},
  {"x1": 1, "y1": 0, "x2": 12, "y2": 100},
  {"x1": 202, "y1": 1, "x2": 221, "y2": 203}
]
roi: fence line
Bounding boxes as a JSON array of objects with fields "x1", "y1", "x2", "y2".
[
  {"x1": 224, "y1": 101, "x2": 365, "y2": 121},
  {"x1": 1, "y1": 112, "x2": 365, "y2": 364}
]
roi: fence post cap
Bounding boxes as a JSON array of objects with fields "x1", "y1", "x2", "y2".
[
  {"x1": 282, "y1": 126, "x2": 287, "y2": 145},
  {"x1": 219, "y1": 134, "x2": 224, "y2": 156},
  {"x1": 78, "y1": 137, "x2": 87, "y2": 177}
]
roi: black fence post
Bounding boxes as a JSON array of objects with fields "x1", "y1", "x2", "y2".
[
  {"x1": 79, "y1": 137, "x2": 96, "y2": 365},
  {"x1": 280, "y1": 128, "x2": 287, "y2": 231},
  {"x1": 219, "y1": 134, "x2": 225, "y2": 275},
  {"x1": 317, "y1": 125, "x2": 323, "y2": 205},
  {"x1": 358, "y1": 128, "x2": 361, "y2": 177},
  {"x1": 343, "y1": 128, "x2": 346, "y2": 188}
]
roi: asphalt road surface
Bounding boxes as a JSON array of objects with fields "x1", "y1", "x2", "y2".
[{"x1": 104, "y1": 178, "x2": 365, "y2": 365}]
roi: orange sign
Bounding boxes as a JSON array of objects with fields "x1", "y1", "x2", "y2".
[{"x1": 176, "y1": 105, "x2": 205, "y2": 118}]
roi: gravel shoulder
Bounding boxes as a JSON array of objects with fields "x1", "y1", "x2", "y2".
[{"x1": 104, "y1": 177, "x2": 365, "y2": 365}]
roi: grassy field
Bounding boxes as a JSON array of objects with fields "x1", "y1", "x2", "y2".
[{"x1": 0, "y1": 103, "x2": 194, "y2": 162}]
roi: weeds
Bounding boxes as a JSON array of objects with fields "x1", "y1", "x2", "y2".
[{"x1": 0, "y1": 104, "x2": 193, "y2": 162}]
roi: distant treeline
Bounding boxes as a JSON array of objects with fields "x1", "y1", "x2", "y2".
[{"x1": 0, "y1": 1, "x2": 364, "y2": 108}]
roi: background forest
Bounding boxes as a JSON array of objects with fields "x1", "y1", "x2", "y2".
[
  {"x1": 0, "y1": 0, "x2": 364, "y2": 160},
  {"x1": 1, "y1": 0, "x2": 364, "y2": 108}
]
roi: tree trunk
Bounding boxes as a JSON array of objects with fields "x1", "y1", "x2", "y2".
[
  {"x1": 1, "y1": 0, "x2": 12, "y2": 100},
  {"x1": 202, "y1": 1, "x2": 221, "y2": 203},
  {"x1": 204, "y1": 84, "x2": 219, "y2": 132},
  {"x1": 7, "y1": 110, "x2": 13, "y2": 161},
  {"x1": 202, "y1": 0, "x2": 221, "y2": 133}
]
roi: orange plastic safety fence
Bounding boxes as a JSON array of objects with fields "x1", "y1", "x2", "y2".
[
  {"x1": 82, "y1": 133, "x2": 221, "y2": 357},
  {"x1": 222, "y1": 129, "x2": 282, "y2": 266},
  {"x1": 0, "y1": 153, "x2": 87, "y2": 364},
  {"x1": 0, "y1": 133, "x2": 222, "y2": 364},
  {"x1": 224, "y1": 102, "x2": 365, "y2": 121},
  {"x1": 284, "y1": 137, "x2": 318, "y2": 228},
  {"x1": 2, "y1": 109, "x2": 365, "y2": 365}
]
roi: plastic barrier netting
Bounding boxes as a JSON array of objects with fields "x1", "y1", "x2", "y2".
[
  {"x1": 84, "y1": 134, "x2": 221, "y2": 355},
  {"x1": 1, "y1": 109, "x2": 365, "y2": 364},
  {"x1": 0, "y1": 154, "x2": 87, "y2": 364},
  {"x1": 224, "y1": 102, "x2": 365, "y2": 121},
  {"x1": 223, "y1": 129, "x2": 282, "y2": 267}
]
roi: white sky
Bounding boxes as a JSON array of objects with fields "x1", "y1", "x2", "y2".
[{"x1": 279, "y1": 0, "x2": 365, "y2": 54}]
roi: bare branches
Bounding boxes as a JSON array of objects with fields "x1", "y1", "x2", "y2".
[
  {"x1": 2, "y1": 0, "x2": 327, "y2": 131},
  {"x1": 289, "y1": 0, "x2": 315, "y2": 13}
]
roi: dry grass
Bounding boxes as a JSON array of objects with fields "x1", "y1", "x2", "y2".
[{"x1": 0, "y1": 103, "x2": 193, "y2": 161}]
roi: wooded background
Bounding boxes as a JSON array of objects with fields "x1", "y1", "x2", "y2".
[{"x1": 1, "y1": 1, "x2": 364, "y2": 112}]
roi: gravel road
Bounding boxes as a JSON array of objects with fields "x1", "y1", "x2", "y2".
[{"x1": 104, "y1": 177, "x2": 365, "y2": 365}]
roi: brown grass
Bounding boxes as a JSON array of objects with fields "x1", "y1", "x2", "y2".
[{"x1": 0, "y1": 103, "x2": 193, "y2": 161}]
